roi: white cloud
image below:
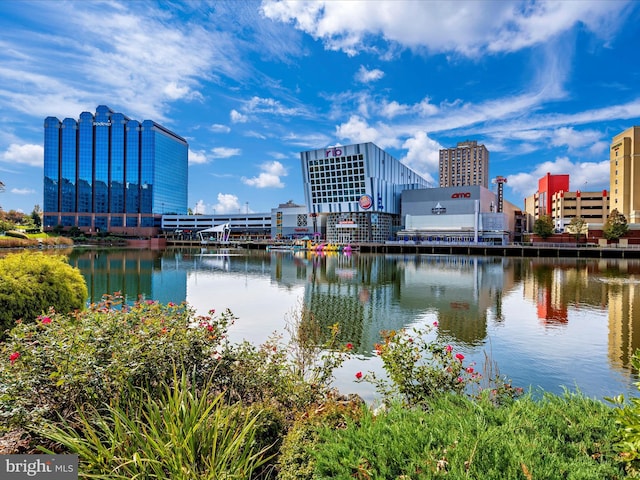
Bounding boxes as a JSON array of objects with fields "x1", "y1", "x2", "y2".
[
  {"x1": 189, "y1": 149, "x2": 208, "y2": 165},
  {"x1": 230, "y1": 109, "x2": 249, "y2": 123},
  {"x1": 400, "y1": 132, "x2": 441, "y2": 185},
  {"x1": 213, "y1": 193, "x2": 243, "y2": 214},
  {"x1": 193, "y1": 199, "x2": 207, "y2": 215},
  {"x1": 355, "y1": 65, "x2": 384, "y2": 83},
  {"x1": 261, "y1": 0, "x2": 630, "y2": 58},
  {"x1": 242, "y1": 161, "x2": 287, "y2": 188},
  {"x1": 244, "y1": 96, "x2": 304, "y2": 116},
  {"x1": 10, "y1": 188, "x2": 35, "y2": 195},
  {"x1": 335, "y1": 115, "x2": 400, "y2": 149},
  {"x1": 507, "y1": 156, "x2": 610, "y2": 200},
  {"x1": 1, "y1": 143, "x2": 43, "y2": 167},
  {"x1": 210, "y1": 124, "x2": 231, "y2": 133},
  {"x1": 211, "y1": 147, "x2": 241, "y2": 159}
]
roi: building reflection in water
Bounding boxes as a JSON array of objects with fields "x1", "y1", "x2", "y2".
[{"x1": 68, "y1": 249, "x2": 640, "y2": 390}]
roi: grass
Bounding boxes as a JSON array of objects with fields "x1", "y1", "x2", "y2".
[{"x1": 306, "y1": 392, "x2": 624, "y2": 479}]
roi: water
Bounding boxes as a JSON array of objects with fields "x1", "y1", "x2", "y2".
[{"x1": 66, "y1": 247, "x2": 640, "y2": 402}]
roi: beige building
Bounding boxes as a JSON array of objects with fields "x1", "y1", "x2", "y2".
[
  {"x1": 439, "y1": 140, "x2": 489, "y2": 188},
  {"x1": 550, "y1": 190, "x2": 610, "y2": 231},
  {"x1": 610, "y1": 126, "x2": 640, "y2": 224}
]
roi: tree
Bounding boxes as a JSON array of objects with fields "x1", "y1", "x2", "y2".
[
  {"x1": 533, "y1": 215, "x2": 554, "y2": 239},
  {"x1": 30, "y1": 208, "x2": 42, "y2": 229},
  {"x1": 603, "y1": 209, "x2": 629, "y2": 241},
  {"x1": 567, "y1": 217, "x2": 587, "y2": 243},
  {"x1": 0, "y1": 252, "x2": 88, "y2": 334}
]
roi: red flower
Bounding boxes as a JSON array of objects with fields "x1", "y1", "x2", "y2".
[
  {"x1": 41, "y1": 316, "x2": 52, "y2": 325},
  {"x1": 466, "y1": 367, "x2": 474, "y2": 373},
  {"x1": 433, "y1": 321, "x2": 439, "y2": 327},
  {"x1": 345, "y1": 343, "x2": 353, "y2": 350},
  {"x1": 455, "y1": 353, "x2": 465, "y2": 361},
  {"x1": 355, "y1": 371, "x2": 363, "y2": 380},
  {"x1": 445, "y1": 345, "x2": 453, "y2": 352},
  {"x1": 9, "y1": 352, "x2": 20, "y2": 365}
]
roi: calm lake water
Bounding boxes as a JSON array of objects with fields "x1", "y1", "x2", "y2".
[{"x1": 64, "y1": 247, "x2": 640, "y2": 402}]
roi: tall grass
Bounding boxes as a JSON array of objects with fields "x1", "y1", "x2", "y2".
[{"x1": 39, "y1": 371, "x2": 277, "y2": 479}]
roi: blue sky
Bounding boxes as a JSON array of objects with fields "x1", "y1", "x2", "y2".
[{"x1": 1, "y1": 0, "x2": 639, "y2": 215}]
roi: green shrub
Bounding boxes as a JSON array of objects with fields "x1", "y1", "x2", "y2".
[
  {"x1": 290, "y1": 393, "x2": 623, "y2": 479},
  {"x1": 608, "y1": 350, "x2": 640, "y2": 476},
  {"x1": 0, "y1": 252, "x2": 87, "y2": 334},
  {"x1": 0, "y1": 295, "x2": 234, "y2": 429},
  {"x1": 40, "y1": 371, "x2": 278, "y2": 479},
  {"x1": 5, "y1": 230, "x2": 28, "y2": 239}
]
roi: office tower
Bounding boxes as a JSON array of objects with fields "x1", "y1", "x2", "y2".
[
  {"x1": 300, "y1": 142, "x2": 430, "y2": 243},
  {"x1": 43, "y1": 105, "x2": 188, "y2": 235},
  {"x1": 439, "y1": 140, "x2": 489, "y2": 188},
  {"x1": 610, "y1": 126, "x2": 640, "y2": 224}
]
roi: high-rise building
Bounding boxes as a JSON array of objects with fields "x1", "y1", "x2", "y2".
[
  {"x1": 439, "y1": 140, "x2": 489, "y2": 188},
  {"x1": 610, "y1": 126, "x2": 640, "y2": 224},
  {"x1": 43, "y1": 105, "x2": 188, "y2": 235},
  {"x1": 300, "y1": 142, "x2": 430, "y2": 243}
]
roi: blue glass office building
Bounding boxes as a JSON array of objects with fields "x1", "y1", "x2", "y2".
[{"x1": 44, "y1": 105, "x2": 188, "y2": 235}]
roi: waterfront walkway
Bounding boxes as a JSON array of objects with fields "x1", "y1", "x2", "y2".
[{"x1": 166, "y1": 239, "x2": 640, "y2": 259}]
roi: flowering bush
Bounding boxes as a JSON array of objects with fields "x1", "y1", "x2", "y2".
[
  {"x1": 0, "y1": 293, "x2": 234, "y2": 429},
  {"x1": 358, "y1": 325, "x2": 481, "y2": 407}
]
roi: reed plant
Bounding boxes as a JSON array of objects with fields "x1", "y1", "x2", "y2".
[{"x1": 40, "y1": 371, "x2": 278, "y2": 479}]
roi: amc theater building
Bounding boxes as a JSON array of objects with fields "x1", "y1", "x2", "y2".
[
  {"x1": 300, "y1": 142, "x2": 431, "y2": 243},
  {"x1": 397, "y1": 186, "x2": 520, "y2": 245}
]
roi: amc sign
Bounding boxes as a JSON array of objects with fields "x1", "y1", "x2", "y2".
[{"x1": 451, "y1": 192, "x2": 471, "y2": 199}]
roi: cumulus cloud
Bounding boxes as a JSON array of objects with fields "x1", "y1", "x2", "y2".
[
  {"x1": 189, "y1": 149, "x2": 208, "y2": 165},
  {"x1": 211, "y1": 147, "x2": 241, "y2": 158},
  {"x1": 1, "y1": 143, "x2": 43, "y2": 167},
  {"x1": 355, "y1": 65, "x2": 384, "y2": 83},
  {"x1": 193, "y1": 199, "x2": 207, "y2": 215},
  {"x1": 242, "y1": 161, "x2": 287, "y2": 188},
  {"x1": 507, "y1": 156, "x2": 610, "y2": 200},
  {"x1": 400, "y1": 132, "x2": 441, "y2": 185},
  {"x1": 261, "y1": 0, "x2": 629, "y2": 58},
  {"x1": 335, "y1": 115, "x2": 400, "y2": 149},
  {"x1": 230, "y1": 109, "x2": 249, "y2": 123},
  {"x1": 213, "y1": 193, "x2": 243, "y2": 214}
]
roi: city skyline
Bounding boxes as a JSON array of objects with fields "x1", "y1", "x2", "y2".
[{"x1": 1, "y1": 0, "x2": 639, "y2": 215}]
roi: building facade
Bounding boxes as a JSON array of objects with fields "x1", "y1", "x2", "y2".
[
  {"x1": 44, "y1": 105, "x2": 188, "y2": 235},
  {"x1": 300, "y1": 142, "x2": 431, "y2": 243},
  {"x1": 439, "y1": 140, "x2": 490, "y2": 188},
  {"x1": 550, "y1": 190, "x2": 610, "y2": 232},
  {"x1": 523, "y1": 172, "x2": 570, "y2": 230},
  {"x1": 610, "y1": 126, "x2": 640, "y2": 224},
  {"x1": 397, "y1": 186, "x2": 521, "y2": 245}
]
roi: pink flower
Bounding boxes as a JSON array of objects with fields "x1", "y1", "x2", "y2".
[
  {"x1": 146, "y1": 300, "x2": 154, "y2": 305},
  {"x1": 355, "y1": 371, "x2": 363, "y2": 380},
  {"x1": 346, "y1": 343, "x2": 354, "y2": 350},
  {"x1": 433, "y1": 321, "x2": 439, "y2": 327},
  {"x1": 9, "y1": 352, "x2": 20, "y2": 365},
  {"x1": 445, "y1": 345, "x2": 453, "y2": 352},
  {"x1": 455, "y1": 353, "x2": 465, "y2": 361},
  {"x1": 457, "y1": 376, "x2": 463, "y2": 383},
  {"x1": 41, "y1": 316, "x2": 52, "y2": 325}
]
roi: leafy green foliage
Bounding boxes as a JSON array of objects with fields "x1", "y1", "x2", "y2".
[
  {"x1": 608, "y1": 350, "x2": 640, "y2": 476},
  {"x1": 0, "y1": 295, "x2": 233, "y2": 428},
  {"x1": 40, "y1": 371, "x2": 278, "y2": 479},
  {"x1": 0, "y1": 252, "x2": 87, "y2": 334},
  {"x1": 299, "y1": 393, "x2": 623, "y2": 480},
  {"x1": 359, "y1": 326, "x2": 482, "y2": 407},
  {"x1": 568, "y1": 216, "x2": 587, "y2": 241},
  {"x1": 603, "y1": 208, "x2": 629, "y2": 241},
  {"x1": 533, "y1": 214, "x2": 555, "y2": 239}
]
